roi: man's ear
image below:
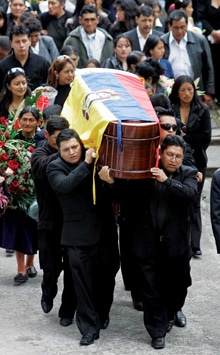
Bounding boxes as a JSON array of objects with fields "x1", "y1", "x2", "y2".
[
  {"x1": 79, "y1": 16, "x2": 82, "y2": 25},
  {"x1": 44, "y1": 130, "x2": 49, "y2": 139}
]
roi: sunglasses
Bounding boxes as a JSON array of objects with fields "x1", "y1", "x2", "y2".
[
  {"x1": 160, "y1": 123, "x2": 178, "y2": 131},
  {"x1": 7, "y1": 67, "x2": 25, "y2": 75},
  {"x1": 56, "y1": 55, "x2": 70, "y2": 63}
]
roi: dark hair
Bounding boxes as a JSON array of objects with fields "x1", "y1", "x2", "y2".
[
  {"x1": 135, "y1": 57, "x2": 164, "y2": 83},
  {"x1": 174, "y1": 0, "x2": 191, "y2": 10},
  {"x1": 0, "y1": 69, "x2": 31, "y2": 113},
  {"x1": 19, "y1": 11, "x2": 34, "y2": 23},
  {"x1": 18, "y1": 106, "x2": 41, "y2": 121},
  {"x1": 23, "y1": 17, "x2": 42, "y2": 33},
  {"x1": 143, "y1": 34, "x2": 164, "y2": 57},
  {"x1": 161, "y1": 134, "x2": 186, "y2": 153},
  {"x1": 9, "y1": 24, "x2": 30, "y2": 41},
  {"x1": 150, "y1": 93, "x2": 172, "y2": 110},
  {"x1": 60, "y1": 45, "x2": 79, "y2": 57},
  {"x1": 47, "y1": 56, "x2": 75, "y2": 88},
  {"x1": 169, "y1": 74, "x2": 206, "y2": 108},
  {"x1": 56, "y1": 128, "x2": 83, "y2": 148},
  {"x1": 73, "y1": 0, "x2": 97, "y2": 16},
  {"x1": 114, "y1": 0, "x2": 138, "y2": 29},
  {"x1": 113, "y1": 34, "x2": 133, "y2": 49},
  {"x1": 84, "y1": 58, "x2": 101, "y2": 68},
  {"x1": 46, "y1": 115, "x2": 69, "y2": 135},
  {"x1": 43, "y1": 104, "x2": 62, "y2": 121},
  {"x1": 168, "y1": 9, "x2": 188, "y2": 25},
  {"x1": 80, "y1": 5, "x2": 98, "y2": 17},
  {"x1": 0, "y1": 35, "x2": 11, "y2": 52},
  {"x1": 126, "y1": 50, "x2": 145, "y2": 71},
  {"x1": 0, "y1": 7, "x2": 7, "y2": 35},
  {"x1": 136, "y1": 4, "x2": 154, "y2": 17},
  {"x1": 141, "y1": 0, "x2": 161, "y2": 11}
]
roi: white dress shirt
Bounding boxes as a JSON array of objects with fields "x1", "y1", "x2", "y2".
[{"x1": 80, "y1": 27, "x2": 105, "y2": 62}]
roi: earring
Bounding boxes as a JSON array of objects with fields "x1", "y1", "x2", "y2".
[{"x1": 56, "y1": 76, "x2": 58, "y2": 81}]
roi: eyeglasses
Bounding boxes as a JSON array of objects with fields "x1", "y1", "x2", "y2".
[
  {"x1": 7, "y1": 67, "x2": 25, "y2": 75},
  {"x1": 56, "y1": 55, "x2": 70, "y2": 63},
  {"x1": 165, "y1": 152, "x2": 183, "y2": 161},
  {"x1": 160, "y1": 124, "x2": 177, "y2": 131}
]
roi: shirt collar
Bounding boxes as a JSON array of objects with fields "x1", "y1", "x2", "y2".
[
  {"x1": 136, "y1": 26, "x2": 152, "y2": 39},
  {"x1": 169, "y1": 30, "x2": 188, "y2": 44}
]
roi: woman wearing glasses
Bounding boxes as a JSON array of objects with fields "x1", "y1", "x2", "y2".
[
  {"x1": 47, "y1": 55, "x2": 75, "y2": 107},
  {"x1": 169, "y1": 75, "x2": 211, "y2": 257},
  {"x1": 0, "y1": 67, "x2": 31, "y2": 118}
]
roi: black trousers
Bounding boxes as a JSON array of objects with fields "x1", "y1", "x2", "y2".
[
  {"x1": 190, "y1": 167, "x2": 206, "y2": 251},
  {"x1": 38, "y1": 229, "x2": 76, "y2": 318},
  {"x1": 137, "y1": 248, "x2": 192, "y2": 340},
  {"x1": 66, "y1": 245, "x2": 100, "y2": 336}
]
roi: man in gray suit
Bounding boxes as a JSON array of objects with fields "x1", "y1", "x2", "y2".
[
  {"x1": 124, "y1": 5, "x2": 162, "y2": 51},
  {"x1": 162, "y1": 10, "x2": 215, "y2": 105},
  {"x1": 23, "y1": 17, "x2": 59, "y2": 64}
]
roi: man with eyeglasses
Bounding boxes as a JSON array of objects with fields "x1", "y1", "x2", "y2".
[
  {"x1": 129, "y1": 135, "x2": 197, "y2": 349},
  {"x1": 161, "y1": 9, "x2": 214, "y2": 105},
  {"x1": 63, "y1": 5, "x2": 113, "y2": 68},
  {"x1": 0, "y1": 24, "x2": 50, "y2": 91}
]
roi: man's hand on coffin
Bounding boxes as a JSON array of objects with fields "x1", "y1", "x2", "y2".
[
  {"x1": 98, "y1": 166, "x2": 114, "y2": 184},
  {"x1": 85, "y1": 148, "x2": 96, "y2": 164}
]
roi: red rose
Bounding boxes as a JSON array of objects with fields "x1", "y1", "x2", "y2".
[
  {"x1": 36, "y1": 94, "x2": 50, "y2": 111},
  {"x1": 22, "y1": 173, "x2": 28, "y2": 179},
  {"x1": 0, "y1": 142, "x2": 5, "y2": 148},
  {"x1": 8, "y1": 159, "x2": 19, "y2": 170},
  {"x1": 0, "y1": 116, "x2": 8, "y2": 126},
  {"x1": 4, "y1": 131, "x2": 9, "y2": 139},
  {"x1": 0, "y1": 153, "x2": 8, "y2": 162},
  {"x1": 29, "y1": 146, "x2": 35, "y2": 153},
  {"x1": 14, "y1": 118, "x2": 20, "y2": 130}
]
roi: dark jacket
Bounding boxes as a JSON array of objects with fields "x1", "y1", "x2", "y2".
[
  {"x1": 46, "y1": 156, "x2": 100, "y2": 247},
  {"x1": 102, "y1": 54, "x2": 124, "y2": 70},
  {"x1": 0, "y1": 51, "x2": 50, "y2": 91},
  {"x1": 129, "y1": 164, "x2": 197, "y2": 259},
  {"x1": 123, "y1": 27, "x2": 162, "y2": 51},
  {"x1": 30, "y1": 35, "x2": 59, "y2": 64},
  {"x1": 31, "y1": 141, "x2": 62, "y2": 231},
  {"x1": 63, "y1": 26, "x2": 114, "y2": 68},
  {"x1": 172, "y1": 101, "x2": 211, "y2": 170},
  {"x1": 210, "y1": 169, "x2": 220, "y2": 253},
  {"x1": 161, "y1": 30, "x2": 215, "y2": 95}
]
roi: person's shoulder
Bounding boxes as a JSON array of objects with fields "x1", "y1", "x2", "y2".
[
  {"x1": 29, "y1": 51, "x2": 50, "y2": 65},
  {"x1": 66, "y1": 26, "x2": 81, "y2": 38},
  {"x1": 39, "y1": 35, "x2": 55, "y2": 45},
  {"x1": 213, "y1": 168, "x2": 220, "y2": 180},
  {"x1": 123, "y1": 28, "x2": 137, "y2": 37},
  {"x1": 180, "y1": 164, "x2": 197, "y2": 176},
  {"x1": 97, "y1": 26, "x2": 113, "y2": 40},
  {"x1": 152, "y1": 29, "x2": 163, "y2": 37},
  {"x1": 38, "y1": 11, "x2": 51, "y2": 21}
]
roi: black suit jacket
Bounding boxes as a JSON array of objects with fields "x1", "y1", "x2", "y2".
[
  {"x1": 124, "y1": 27, "x2": 162, "y2": 51},
  {"x1": 46, "y1": 156, "x2": 100, "y2": 247},
  {"x1": 130, "y1": 165, "x2": 197, "y2": 259},
  {"x1": 210, "y1": 169, "x2": 220, "y2": 253}
]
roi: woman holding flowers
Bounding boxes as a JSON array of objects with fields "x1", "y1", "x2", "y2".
[
  {"x1": 0, "y1": 106, "x2": 41, "y2": 285},
  {"x1": 0, "y1": 67, "x2": 32, "y2": 118}
]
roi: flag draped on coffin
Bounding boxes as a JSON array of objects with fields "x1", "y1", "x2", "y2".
[{"x1": 62, "y1": 68, "x2": 159, "y2": 156}]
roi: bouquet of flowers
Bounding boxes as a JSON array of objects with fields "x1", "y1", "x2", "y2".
[
  {"x1": 159, "y1": 75, "x2": 175, "y2": 97},
  {"x1": 0, "y1": 90, "x2": 50, "y2": 214}
]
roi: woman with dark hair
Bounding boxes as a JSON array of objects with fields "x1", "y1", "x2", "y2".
[
  {"x1": 6, "y1": 0, "x2": 32, "y2": 35},
  {"x1": 0, "y1": 67, "x2": 32, "y2": 118},
  {"x1": 66, "y1": 0, "x2": 112, "y2": 34},
  {"x1": 0, "y1": 105, "x2": 41, "y2": 284},
  {"x1": 84, "y1": 58, "x2": 101, "y2": 67},
  {"x1": 102, "y1": 34, "x2": 132, "y2": 70},
  {"x1": 110, "y1": 0, "x2": 139, "y2": 38},
  {"x1": 126, "y1": 50, "x2": 146, "y2": 73},
  {"x1": 143, "y1": 34, "x2": 174, "y2": 78},
  {"x1": 0, "y1": 7, "x2": 7, "y2": 35},
  {"x1": 169, "y1": 75, "x2": 211, "y2": 257},
  {"x1": 135, "y1": 57, "x2": 165, "y2": 94},
  {"x1": 60, "y1": 45, "x2": 79, "y2": 69},
  {"x1": 47, "y1": 55, "x2": 75, "y2": 107}
]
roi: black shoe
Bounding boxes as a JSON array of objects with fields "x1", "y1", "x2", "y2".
[
  {"x1": 80, "y1": 333, "x2": 99, "y2": 346},
  {"x1": 175, "y1": 310, "x2": 186, "y2": 327},
  {"x1": 151, "y1": 337, "x2": 165, "y2": 349},
  {"x1": 167, "y1": 319, "x2": 174, "y2": 333},
  {"x1": 100, "y1": 318, "x2": 110, "y2": 330},
  {"x1": 26, "y1": 267, "x2": 37, "y2": 278},
  {"x1": 60, "y1": 317, "x2": 73, "y2": 327},
  {"x1": 41, "y1": 296, "x2": 53, "y2": 314},
  {"x1": 133, "y1": 301, "x2": 143, "y2": 311},
  {"x1": 192, "y1": 248, "x2": 202, "y2": 257},
  {"x1": 14, "y1": 273, "x2": 28, "y2": 285}
]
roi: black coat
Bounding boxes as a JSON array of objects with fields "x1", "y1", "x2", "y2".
[
  {"x1": 210, "y1": 169, "x2": 220, "y2": 253},
  {"x1": 46, "y1": 156, "x2": 100, "y2": 247},
  {"x1": 123, "y1": 28, "x2": 162, "y2": 51},
  {"x1": 130, "y1": 165, "x2": 197, "y2": 259}
]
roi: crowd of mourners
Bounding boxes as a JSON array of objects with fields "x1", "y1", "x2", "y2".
[{"x1": 0, "y1": 0, "x2": 220, "y2": 350}]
